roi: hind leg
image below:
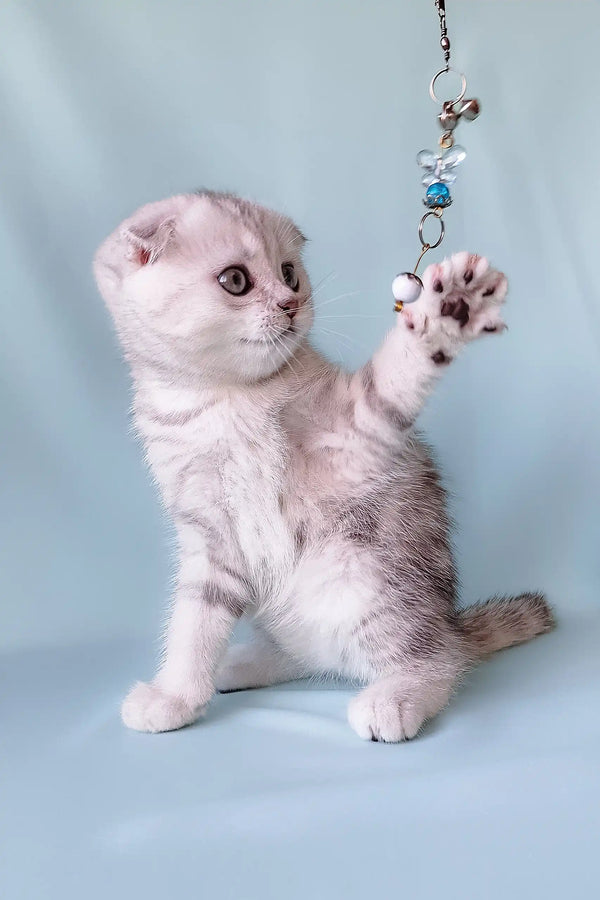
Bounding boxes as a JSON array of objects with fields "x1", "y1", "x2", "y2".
[
  {"x1": 215, "y1": 634, "x2": 305, "y2": 692},
  {"x1": 347, "y1": 668, "x2": 459, "y2": 742}
]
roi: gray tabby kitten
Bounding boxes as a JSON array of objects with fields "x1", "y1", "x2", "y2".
[{"x1": 94, "y1": 191, "x2": 553, "y2": 742}]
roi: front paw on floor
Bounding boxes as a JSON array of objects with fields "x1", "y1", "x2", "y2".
[
  {"x1": 121, "y1": 681, "x2": 204, "y2": 733},
  {"x1": 347, "y1": 692, "x2": 424, "y2": 743}
]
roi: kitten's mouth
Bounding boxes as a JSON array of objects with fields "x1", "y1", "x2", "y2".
[
  {"x1": 240, "y1": 324, "x2": 297, "y2": 347},
  {"x1": 240, "y1": 337, "x2": 269, "y2": 346}
]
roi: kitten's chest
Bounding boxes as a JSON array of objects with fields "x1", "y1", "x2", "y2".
[
  {"x1": 219, "y1": 418, "x2": 286, "y2": 536},
  {"x1": 206, "y1": 413, "x2": 295, "y2": 577},
  {"x1": 143, "y1": 395, "x2": 292, "y2": 570}
]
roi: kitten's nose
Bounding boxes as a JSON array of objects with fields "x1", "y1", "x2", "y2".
[{"x1": 277, "y1": 297, "x2": 299, "y2": 320}]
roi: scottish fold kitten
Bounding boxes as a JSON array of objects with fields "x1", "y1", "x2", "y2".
[{"x1": 94, "y1": 191, "x2": 553, "y2": 742}]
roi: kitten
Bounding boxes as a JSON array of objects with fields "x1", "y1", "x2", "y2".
[{"x1": 93, "y1": 191, "x2": 554, "y2": 742}]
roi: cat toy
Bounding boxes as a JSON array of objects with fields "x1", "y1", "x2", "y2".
[{"x1": 392, "y1": 0, "x2": 481, "y2": 311}]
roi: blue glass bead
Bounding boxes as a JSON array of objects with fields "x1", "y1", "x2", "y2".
[{"x1": 424, "y1": 182, "x2": 452, "y2": 208}]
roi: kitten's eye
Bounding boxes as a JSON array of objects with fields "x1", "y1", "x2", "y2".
[
  {"x1": 217, "y1": 266, "x2": 251, "y2": 296},
  {"x1": 282, "y1": 263, "x2": 299, "y2": 292}
]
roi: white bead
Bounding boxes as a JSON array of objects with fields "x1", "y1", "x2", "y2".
[{"x1": 392, "y1": 272, "x2": 423, "y2": 304}]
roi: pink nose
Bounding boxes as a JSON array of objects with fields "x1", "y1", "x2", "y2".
[{"x1": 277, "y1": 297, "x2": 299, "y2": 320}]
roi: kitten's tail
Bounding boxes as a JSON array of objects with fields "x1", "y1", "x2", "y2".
[{"x1": 459, "y1": 592, "x2": 555, "y2": 659}]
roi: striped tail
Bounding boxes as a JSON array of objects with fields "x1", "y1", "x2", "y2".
[{"x1": 458, "y1": 592, "x2": 555, "y2": 659}]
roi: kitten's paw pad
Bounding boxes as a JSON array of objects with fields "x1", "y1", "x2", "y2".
[
  {"x1": 416, "y1": 252, "x2": 508, "y2": 342},
  {"x1": 440, "y1": 296, "x2": 470, "y2": 328},
  {"x1": 431, "y1": 349, "x2": 452, "y2": 365},
  {"x1": 347, "y1": 692, "x2": 424, "y2": 743},
  {"x1": 121, "y1": 681, "x2": 205, "y2": 733}
]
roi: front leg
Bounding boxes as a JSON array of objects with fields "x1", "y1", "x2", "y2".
[
  {"x1": 352, "y1": 253, "x2": 508, "y2": 440},
  {"x1": 121, "y1": 553, "x2": 247, "y2": 733}
]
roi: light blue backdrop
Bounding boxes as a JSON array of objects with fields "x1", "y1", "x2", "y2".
[
  {"x1": 1, "y1": 4, "x2": 599, "y2": 899},
  {"x1": 1, "y1": 0, "x2": 598, "y2": 650}
]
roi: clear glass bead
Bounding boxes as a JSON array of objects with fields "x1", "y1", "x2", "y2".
[
  {"x1": 441, "y1": 144, "x2": 466, "y2": 168},
  {"x1": 418, "y1": 144, "x2": 465, "y2": 205},
  {"x1": 416, "y1": 149, "x2": 437, "y2": 169},
  {"x1": 438, "y1": 171, "x2": 457, "y2": 186},
  {"x1": 417, "y1": 145, "x2": 466, "y2": 181}
]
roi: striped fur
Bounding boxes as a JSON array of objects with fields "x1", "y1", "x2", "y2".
[{"x1": 94, "y1": 193, "x2": 554, "y2": 740}]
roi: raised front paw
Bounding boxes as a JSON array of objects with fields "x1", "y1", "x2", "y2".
[
  {"x1": 121, "y1": 681, "x2": 206, "y2": 733},
  {"x1": 401, "y1": 252, "x2": 508, "y2": 362}
]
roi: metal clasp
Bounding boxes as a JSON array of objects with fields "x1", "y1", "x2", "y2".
[
  {"x1": 418, "y1": 209, "x2": 445, "y2": 250},
  {"x1": 429, "y1": 67, "x2": 467, "y2": 106}
]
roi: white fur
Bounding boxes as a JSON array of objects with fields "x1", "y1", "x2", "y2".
[{"x1": 93, "y1": 194, "x2": 550, "y2": 743}]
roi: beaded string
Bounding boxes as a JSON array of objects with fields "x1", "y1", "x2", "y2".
[{"x1": 392, "y1": 0, "x2": 481, "y2": 311}]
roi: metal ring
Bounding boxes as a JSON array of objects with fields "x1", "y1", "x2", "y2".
[
  {"x1": 429, "y1": 67, "x2": 467, "y2": 105},
  {"x1": 418, "y1": 211, "x2": 445, "y2": 249}
]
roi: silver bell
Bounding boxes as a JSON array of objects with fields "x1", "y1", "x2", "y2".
[
  {"x1": 438, "y1": 102, "x2": 459, "y2": 132},
  {"x1": 457, "y1": 98, "x2": 481, "y2": 121}
]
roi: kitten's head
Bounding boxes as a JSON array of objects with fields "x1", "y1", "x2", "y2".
[{"x1": 93, "y1": 192, "x2": 312, "y2": 383}]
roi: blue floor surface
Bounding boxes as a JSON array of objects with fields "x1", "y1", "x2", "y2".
[{"x1": 2, "y1": 610, "x2": 598, "y2": 899}]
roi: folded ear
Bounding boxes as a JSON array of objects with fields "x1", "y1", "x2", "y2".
[{"x1": 121, "y1": 216, "x2": 176, "y2": 266}]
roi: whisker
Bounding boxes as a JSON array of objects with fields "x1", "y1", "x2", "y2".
[
  {"x1": 314, "y1": 290, "x2": 362, "y2": 310},
  {"x1": 316, "y1": 324, "x2": 369, "y2": 353},
  {"x1": 265, "y1": 332, "x2": 290, "y2": 375},
  {"x1": 316, "y1": 313, "x2": 381, "y2": 321},
  {"x1": 317, "y1": 331, "x2": 355, "y2": 352},
  {"x1": 267, "y1": 331, "x2": 301, "y2": 379},
  {"x1": 310, "y1": 272, "x2": 338, "y2": 299},
  {"x1": 276, "y1": 333, "x2": 305, "y2": 377}
]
